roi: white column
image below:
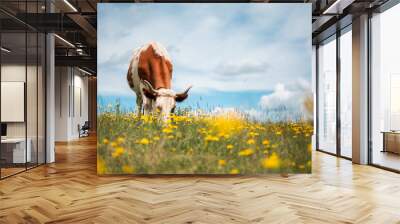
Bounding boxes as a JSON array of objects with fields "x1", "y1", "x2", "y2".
[
  {"x1": 46, "y1": 33, "x2": 55, "y2": 163},
  {"x1": 352, "y1": 14, "x2": 369, "y2": 164},
  {"x1": 312, "y1": 45, "x2": 317, "y2": 150},
  {"x1": 45, "y1": 0, "x2": 56, "y2": 163}
]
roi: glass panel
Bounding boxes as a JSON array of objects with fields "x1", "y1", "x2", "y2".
[
  {"x1": 371, "y1": 4, "x2": 400, "y2": 171},
  {"x1": 0, "y1": 0, "x2": 46, "y2": 178},
  {"x1": 38, "y1": 32, "x2": 45, "y2": 165},
  {"x1": 1, "y1": 31, "x2": 27, "y2": 177},
  {"x1": 26, "y1": 0, "x2": 39, "y2": 169},
  {"x1": 27, "y1": 31, "x2": 38, "y2": 169},
  {"x1": 318, "y1": 37, "x2": 337, "y2": 154},
  {"x1": 340, "y1": 29, "x2": 352, "y2": 158}
]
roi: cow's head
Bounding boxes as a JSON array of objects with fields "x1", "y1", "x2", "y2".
[{"x1": 142, "y1": 80, "x2": 191, "y2": 120}]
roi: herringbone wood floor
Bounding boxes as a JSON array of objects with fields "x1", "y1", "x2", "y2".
[{"x1": 1, "y1": 136, "x2": 400, "y2": 224}]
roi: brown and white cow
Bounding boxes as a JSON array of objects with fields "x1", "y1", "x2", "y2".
[{"x1": 127, "y1": 42, "x2": 191, "y2": 120}]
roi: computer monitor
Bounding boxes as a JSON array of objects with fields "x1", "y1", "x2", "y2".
[{"x1": 1, "y1": 123, "x2": 7, "y2": 137}]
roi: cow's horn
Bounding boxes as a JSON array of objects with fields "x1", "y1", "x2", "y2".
[
  {"x1": 175, "y1": 85, "x2": 192, "y2": 102},
  {"x1": 142, "y1": 80, "x2": 157, "y2": 94}
]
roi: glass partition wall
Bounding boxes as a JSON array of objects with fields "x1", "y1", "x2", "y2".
[
  {"x1": 370, "y1": 3, "x2": 400, "y2": 171},
  {"x1": 339, "y1": 27, "x2": 352, "y2": 159},
  {"x1": 317, "y1": 35, "x2": 337, "y2": 155},
  {"x1": 0, "y1": 2, "x2": 46, "y2": 179},
  {"x1": 316, "y1": 26, "x2": 352, "y2": 159}
]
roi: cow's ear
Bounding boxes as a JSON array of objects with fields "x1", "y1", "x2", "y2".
[{"x1": 143, "y1": 88, "x2": 157, "y2": 99}]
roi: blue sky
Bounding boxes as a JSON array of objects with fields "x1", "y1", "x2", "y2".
[{"x1": 97, "y1": 4, "x2": 312, "y2": 119}]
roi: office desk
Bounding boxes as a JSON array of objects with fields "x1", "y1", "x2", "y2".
[
  {"x1": 382, "y1": 131, "x2": 400, "y2": 154},
  {"x1": 1, "y1": 138, "x2": 31, "y2": 163}
]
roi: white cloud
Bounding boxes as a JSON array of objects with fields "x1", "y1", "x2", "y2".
[
  {"x1": 212, "y1": 107, "x2": 236, "y2": 115},
  {"x1": 215, "y1": 60, "x2": 269, "y2": 76},
  {"x1": 97, "y1": 4, "x2": 311, "y2": 96},
  {"x1": 259, "y1": 80, "x2": 312, "y2": 115},
  {"x1": 259, "y1": 83, "x2": 293, "y2": 108}
]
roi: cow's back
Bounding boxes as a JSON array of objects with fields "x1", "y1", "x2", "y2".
[
  {"x1": 137, "y1": 43, "x2": 173, "y2": 90},
  {"x1": 127, "y1": 45, "x2": 144, "y2": 95},
  {"x1": 127, "y1": 42, "x2": 173, "y2": 101}
]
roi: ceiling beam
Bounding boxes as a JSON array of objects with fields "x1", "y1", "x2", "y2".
[
  {"x1": 67, "y1": 13, "x2": 97, "y2": 45},
  {"x1": 323, "y1": 0, "x2": 356, "y2": 14},
  {"x1": 55, "y1": 55, "x2": 96, "y2": 72}
]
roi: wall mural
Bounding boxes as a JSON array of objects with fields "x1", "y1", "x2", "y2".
[{"x1": 97, "y1": 3, "x2": 313, "y2": 174}]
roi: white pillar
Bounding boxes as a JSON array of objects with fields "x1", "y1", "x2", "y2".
[
  {"x1": 352, "y1": 14, "x2": 369, "y2": 164},
  {"x1": 46, "y1": 32, "x2": 55, "y2": 163},
  {"x1": 45, "y1": 0, "x2": 56, "y2": 163}
]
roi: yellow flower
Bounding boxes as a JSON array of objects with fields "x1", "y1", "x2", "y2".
[
  {"x1": 248, "y1": 131, "x2": 259, "y2": 137},
  {"x1": 110, "y1": 141, "x2": 117, "y2": 148},
  {"x1": 162, "y1": 128, "x2": 173, "y2": 134},
  {"x1": 206, "y1": 115, "x2": 245, "y2": 137},
  {"x1": 262, "y1": 139, "x2": 270, "y2": 145},
  {"x1": 138, "y1": 138, "x2": 150, "y2": 145},
  {"x1": 218, "y1": 132, "x2": 225, "y2": 136},
  {"x1": 141, "y1": 115, "x2": 153, "y2": 123},
  {"x1": 97, "y1": 157, "x2": 106, "y2": 174},
  {"x1": 103, "y1": 138, "x2": 109, "y2": 145},
  {"x1": 122, "y1": 165, "x2": 135, "y2": 173},
  {"x1": 230, "y1": 169, "x2": 239, "y2": 174},
  {"x1": 204, "y1": 135, "x2": 219, "y2": 142},
  {"x1": 276, "y1": 131, "x2": 282, "y2": 135},
  {"x1": 262, "y1": 152, "x2": 280, "y2": 169},
  {"x1": 226, "y1": 144, "x2": 234, "y2": 150},
  {"x1": 167, "y1": 135, "x2": 174, "y2": 139},
  {"x1": 153, "y1": 136, "x2": 160, "y2": 141},
  {"x1": 247, "y1": 139, "x2": 256, "y2": 145},
  {"x1": 117, "y1": 137, "x2": 125, "y2": 144},
  {"x1": 218, "y1": 159, "x2": 226, "y2": 166},
  {"x1": 112, "y1": 147, "x2": 124, "y2": 158},
  {"x1": 238, "y1": 148, "x2": 254, "y2": 156}
]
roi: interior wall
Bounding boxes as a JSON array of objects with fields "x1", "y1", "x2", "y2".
[
  {"x1": 88, "y1": 77, "x2": 97, "y2": 132},
  {"x1": 312, "y1": 45, "x2": 316, "y2": 150},
  {"x1": 1, "y1": 64, "x2": 40, "y2": 138},
  {"x1": 54, "y1": 67, "x2": 89, "y2": 141},
  {"x1": 55, "y1": 66, "x2": 69, "y2": 141}
]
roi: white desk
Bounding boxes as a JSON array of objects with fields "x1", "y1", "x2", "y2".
[{"x1": 1, "y1": 138, "x2": 31, "y2": 163}]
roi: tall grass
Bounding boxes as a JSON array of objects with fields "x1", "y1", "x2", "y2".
[{"x1": 97, "y1": 105, "x2": 312, "y2": 174}]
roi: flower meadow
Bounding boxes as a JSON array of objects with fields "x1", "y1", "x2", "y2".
[{"x1": 97, "y1": 107, "x2": 313, "y2": 174}]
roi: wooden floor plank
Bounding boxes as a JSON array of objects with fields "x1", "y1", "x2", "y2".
[{"x1": 0, "y1": 135, "x2": 399, "y2": 223}]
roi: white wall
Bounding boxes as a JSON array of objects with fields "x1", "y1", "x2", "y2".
[
  {"x1": 1, "y1": 65, "x2": 41, "y2": 137},
  {"x1": 1, "y1": 63, "x2": 46, "y2": 164},
  {"x1": 312, "y1": 45, "x2": 317, "y2": 150},
  {"x1": 55, "y1": 67, "x2": 89, "y2": 141},
  {"x1": 55, "y1": 67, "x2": 69, "y2": 141}
]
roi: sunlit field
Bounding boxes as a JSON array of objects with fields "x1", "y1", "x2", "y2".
[{"x1": 97, "y1": 105, "x2": 312, "y2": 174}]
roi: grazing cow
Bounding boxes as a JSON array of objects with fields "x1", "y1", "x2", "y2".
[{"x1": 127, "y1": 42, "x2": 191, "y2": 120}]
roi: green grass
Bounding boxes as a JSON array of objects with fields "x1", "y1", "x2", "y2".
[{"x1": 97, "y1": 109, "x2": 312, "y2": 174}]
